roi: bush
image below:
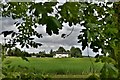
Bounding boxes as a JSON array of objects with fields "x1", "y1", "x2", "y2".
[
  {"x1": 44, "y1": 54, "x2": 53, "y2": 57},
  {"x1": 36, "y1": 54, "x2": 40, "y2": 57}
]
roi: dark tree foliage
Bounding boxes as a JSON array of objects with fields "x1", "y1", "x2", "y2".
[
  {"x1": 57, "y1": 46, "x2": 66, "y2": 52},
  {"x1": 70, "y1": 46, "x2": 82, "y2": 57}
]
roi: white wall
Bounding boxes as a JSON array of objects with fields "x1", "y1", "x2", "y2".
[{"x1": 53, "y1": 54, "x2": 69, "y2": 58}]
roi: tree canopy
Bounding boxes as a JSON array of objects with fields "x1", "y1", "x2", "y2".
[
  {"x1": 70, "y1": 46, "x2": 82, "y2": 57},
  {"x1": 57, "y1": 46, "x2": 66, "y2": 52},
  {"x1": 1, "y1": 2, "x2": 118, "y2": 53}
]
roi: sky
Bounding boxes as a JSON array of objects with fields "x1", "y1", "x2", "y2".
[
  {"x1": 0, "y1": 1, "x2": 104, "y2": 57},
  {"x1": 0, "y1": 17, "x2": 102, "y2": 57}
]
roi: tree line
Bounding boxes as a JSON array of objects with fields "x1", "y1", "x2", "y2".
[{"x1": 5, "y1": 45, "x2": 82, "y2": 58}]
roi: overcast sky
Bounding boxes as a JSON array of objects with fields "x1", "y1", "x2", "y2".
[
  {"x1": 0, "y1": 0, "x2": 103, "y2": 57},
  {"x1": 0, "y1": 17, "x2": 102, "y2": 57}
]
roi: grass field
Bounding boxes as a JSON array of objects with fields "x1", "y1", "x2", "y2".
[{"x1": 2, "y1": 57, "x2": 103, "y2": 76}]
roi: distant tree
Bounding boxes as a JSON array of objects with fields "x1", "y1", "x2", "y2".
[
  {"x1": 50, "y1": 49, "x2": 53, "y2": 54},
  {"x1": 44, "y1": 54, "x2": 53, "y2": 57},
  {"x1": 36, "y1": 53, "x2": 40, "y2": 57},
  {"x1": 22, "y1": 51, "x2": 31, "y2": 57},
  {"x1": 70, "y1": 47, "x2": 82, "y2": 58},
  {"x1": 66, "y1": 50, "x2": 70, "y2": 54},
  {"x1": 43, "y1": 50, "x2": 46, "y2": 54},
  {"x1": 50, "y1": 49, "x2": 55, "y2": 56},
  {"x1": 70, "y1": 47, "x2": 75, "y2": 57},
  {"x1": 57, "y1": 46, "x2": 66, "y2": 52},
  {"x1": 32, "y1": 53, "x2": 35, "y2": 56},
  {"x1": 39, "y1": 51, "x2": 44, "y2": 54},
  {"x1": 38, "y1": 51, "x2": 47, "y2": 57},
  {"x1": 52, "y1": 51, "x2": 57, "y2": 55},
  {"x1": 39, "y1": 51, "x2": 42, "y2": 54},
  {"x1": 7, "y1": 47, "x2": 27, "y2": 57},
  {"x1": 75, "y1": 48, "x2": 82, "y2": 57}
]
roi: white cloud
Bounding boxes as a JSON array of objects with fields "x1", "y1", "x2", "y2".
[{"x1": 0, "y1": 17, "x2": 17, "y2": 33}]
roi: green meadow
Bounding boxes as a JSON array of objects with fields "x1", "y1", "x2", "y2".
[{"x1": 2, "y1": 57, "x2": 103, "y2": 76}]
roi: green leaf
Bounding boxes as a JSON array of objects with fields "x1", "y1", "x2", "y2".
[
  {"x1": 82, "y1": 39, "x2": 87, "y2": 50},
  {"x1": 21, "y1": 43, "x2": 25, "y2": 48},
  {"x1": 100, "y1": 62, "x2": 118, "y2": 79},
  {"x1": 36, "y1": 43, "x2": 42, "y2": 46},
  {"x1": 11, "y1": 32, "x2": 16, "y2": 37},
  {"x1": 34, "y1": 25, "x2": 37, "y2": 28},
  {"x1": 46, "y1": 25, "x2": 52, "y2": 35},
  {"x1": 1, "y1": 31, "x2": 13, "y2": 37},
  {"x1": 46, "y1": 16, "x2": 62, "y2": 35},
  {"x1": 34, "y1": 3, "x2": 46, "y2": 15},
  {"x1": 12, "y1": 15, "x2": 16, "y2": 19},
  {"x1": 29, "y1": 38, "x2": 34, "y2": 40},
  {"x1": 36, "y1": 33, "x2": 42, "y2": 38},
  {"x1": 26, "y1": 44, "x2": 29, "y2": 48},
  {"x1": 101, "y1": 56, "x2": 116, "y2": 64},
  {"x1": 16, "y1": 23, "x2": 20, "y2": 26},
  {"x1": 21, "y1": 57, "x2": 29, "y2": 62},
  {"x1": 61, "y1": 34, "x2": 66, "y2": 38},
  {"x1": 78, "y1": 35, "x2": 83, "y2": 39}
]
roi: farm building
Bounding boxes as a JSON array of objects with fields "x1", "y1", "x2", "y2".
[{"x1": 53, "y1": 52, "x2": 69, "y2": 58}]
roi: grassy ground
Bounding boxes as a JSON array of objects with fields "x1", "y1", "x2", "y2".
[{"x1": 2, "y1": 57, "x2": 103, "y2": 76}]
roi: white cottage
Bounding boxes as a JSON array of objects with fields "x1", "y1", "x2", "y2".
[{"x1": 53, "y1": 52, "x2": 69, "y2": 58}]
